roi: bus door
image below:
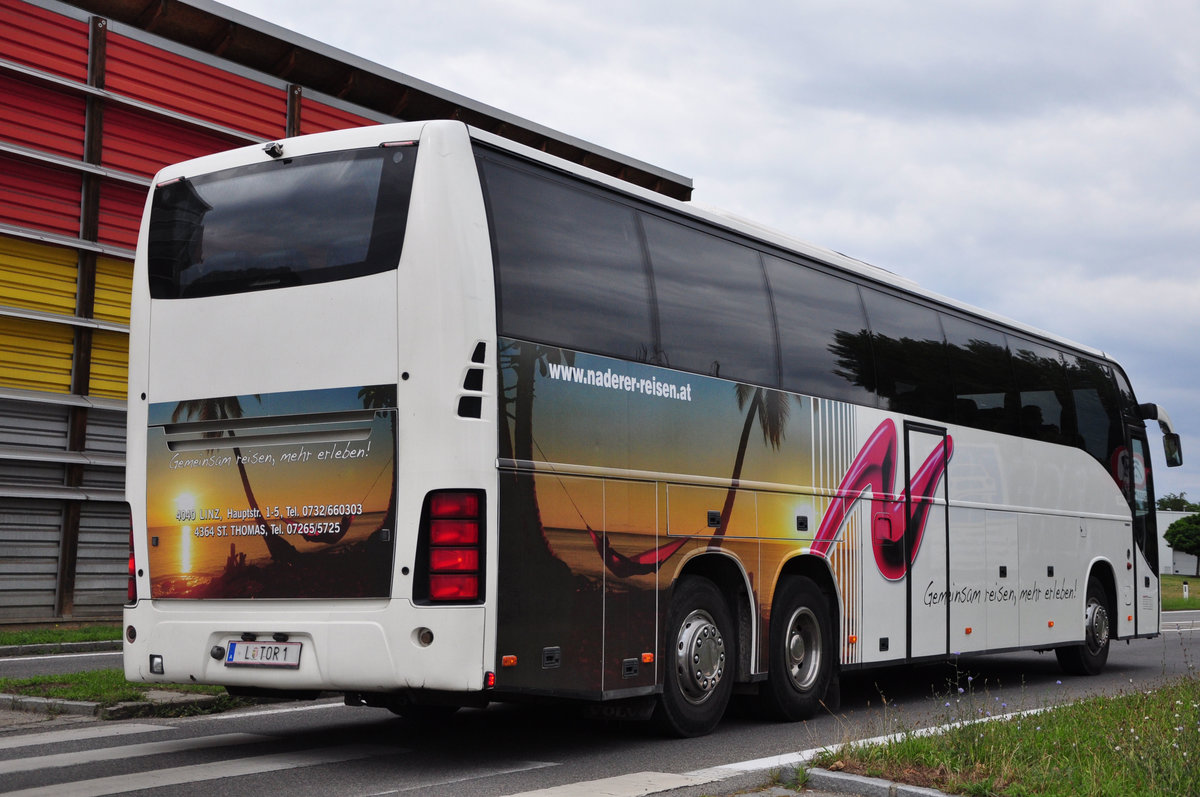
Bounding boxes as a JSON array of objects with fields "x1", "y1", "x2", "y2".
[
  {"x1": 1124, "y1": 428, "x2": 1159, "y2": 635},
  {"x1": 905, "y1": 423, "x2": 952, "y2": 659}
]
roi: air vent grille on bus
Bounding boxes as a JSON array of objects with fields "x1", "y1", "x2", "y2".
[{"x1": 457, "y1": 342, "x2": 487, "y2": 419}]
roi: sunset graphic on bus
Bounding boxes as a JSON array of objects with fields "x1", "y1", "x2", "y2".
[{"x1": 145, "y1": 385, "x2": 397, "y2": 599}]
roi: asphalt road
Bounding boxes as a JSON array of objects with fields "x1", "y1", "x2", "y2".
[
  {"x1": 0, "y1": 649, "x2": 123, "y2": 679},
  {"x1": 1, "y1": 612, "x2": 1195, "y2": 796}
]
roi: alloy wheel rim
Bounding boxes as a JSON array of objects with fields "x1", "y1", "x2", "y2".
[
  {"x1": 674, "y1": 609, "x2": 725, "y2": 704},
  {"x1": 784, "y1": 606, "x2": 821, "y2": 691}
]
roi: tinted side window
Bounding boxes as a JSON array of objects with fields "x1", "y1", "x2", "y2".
[
  {"x1": 941, "y1": 315, "x2": 1016, "y2": 434},
  {"x1": 861, "y1": 288, "x2": 950, "y2": 421},
  {"x1": 481, "y1": 157, "x2": 655, "y2": 360},
  {"x1": 1111, "y1": 366, "x2": 1140, "y2": 422},
  {"x1": 1067, "y1": 355, "x2": 1123, "y2": 469},
  {"x1": 1008, "y1": 337, "x2": 1072, "y2": 444},
  {"x1": 642, "y1": 214, "x2": 776, "y2": 385},
  {"x1": 765, "y1": 256, "x2": 876, "y2": 404}
]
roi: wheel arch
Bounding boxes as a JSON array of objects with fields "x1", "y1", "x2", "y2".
[
  {"x1": 1086, "y1": 557, "x2": 1119, "y2": 639},
  {"x1": 674, "y1": 551, "x2": 756, "y2": 682},
  {"x1": 776, "y1": 553, "x2": 841, "y2": 643}
]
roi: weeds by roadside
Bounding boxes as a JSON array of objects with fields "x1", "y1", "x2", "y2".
[
  {"x1": 812, "y1": 671, "x2": 1200, "y2": 796},
  {"x1": 0, "y1": 625, "x2": 121, "y2": 647},
  {"x1": 0, "y1": 667, "x2": 225, "y2": 708},
  {"x1": 763, "y1": 766, "x2": 809, "y2": 791}
]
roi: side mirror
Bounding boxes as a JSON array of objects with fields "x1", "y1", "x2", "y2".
[
  {"x1": 1139, "y1": 404, "x2": 1183, "y2": 467},
  {"x1": 1164, "y1": 433, "x2": 1183, "y2": 468}
]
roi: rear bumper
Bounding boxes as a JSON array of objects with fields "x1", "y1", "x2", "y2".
[{"x1": 123, "y1": 598, "x2": 489, "y2": 693}]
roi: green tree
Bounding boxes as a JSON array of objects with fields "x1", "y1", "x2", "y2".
[
  {"x1": 1157, "y1": 492, "x2": 1200, "y2": 512},
  {"x1": 1164, "y1": 514, "x2": 1200, "y2": 576}
]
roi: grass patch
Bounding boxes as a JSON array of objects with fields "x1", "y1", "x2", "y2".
[
  {"x1": 813, "y1": 674, "x2": 1200, "y2": 796},
  {"x1": 1161, "y1": 574, "x2": 1200, "y2": 611},
  {"x1": 0, "y1": 625, "x2": 121, "y2": 647},
  {"x1": 0, "y1": 668, "x2": 225, "y2": 707}
]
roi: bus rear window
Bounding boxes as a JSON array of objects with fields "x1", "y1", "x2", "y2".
[{"x1": 148, "y1": 146, "x2": 417, "y2": 299}]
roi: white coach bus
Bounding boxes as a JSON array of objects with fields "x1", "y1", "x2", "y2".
[{"x1": 123, "y1": 120, "x2": 1182, "y2": 736}]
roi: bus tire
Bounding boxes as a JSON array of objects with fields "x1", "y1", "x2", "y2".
[
  {"x1": 1055, "y1": 575, "x2": 1111, "y2": 676},
  {"x1": 757, "y1": 575, "x2": 835, "y2": 721},
  {"x1": 653, "y1": 575, "x2": 735, "y2": 737}
]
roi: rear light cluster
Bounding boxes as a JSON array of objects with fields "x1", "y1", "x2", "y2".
[
  {"x1": 126, "y1": 516, "x2": 137, "y2": 605},
  {"x1": 418, "y1": 491, "x2": 485, "y2": 603}
]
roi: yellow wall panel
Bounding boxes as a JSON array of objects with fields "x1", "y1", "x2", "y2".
[
  {"x1": 0, "y1": 236, "x2": 77, "y2": 316},
  {"x1": 0, "y1": 315, "x2": 73, "y2": 394},
  {"x1": 88, "y1": 329, "x2": 128, "y2": 399},
  {"x1": 94, "y1": 256, "x2": 132, "y2": 324}
]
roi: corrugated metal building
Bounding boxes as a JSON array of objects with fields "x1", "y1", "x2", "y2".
[{"x1": 0, "y1": 0, "x2": 691, "y2": 622}]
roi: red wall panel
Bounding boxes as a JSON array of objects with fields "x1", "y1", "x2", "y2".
[
  {"x1": 96, "y1": 180, "x2": 146, "y2": 251},
  {"x1": 299, "y1": 97, "x2": 379, "y2": 136},
  {"x1": 0, "y1": 74, "x2": 86, "y2": 160},
  {"x1": 102, "y1": 106, "x2": 243, "y2": 178},
  {"x1": 105, "y1": 34, "x2": 286, "y2": 138},
  {"x1": 0, "y1": 0, "x2": 89, "y2": 82},
  {"x1": 0, "y1": 156, "x2": 80, "y2": 238}
]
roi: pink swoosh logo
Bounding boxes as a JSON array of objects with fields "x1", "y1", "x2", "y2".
[{"x1": 811, "y1": 419, "x2": 953, "y2": 580}]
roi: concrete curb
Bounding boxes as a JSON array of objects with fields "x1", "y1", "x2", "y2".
[
  {"x1": 0, "y1": 690, "x2": 219, "y2": 720},
  {"x1": 2, "y1": 693, "x2": 99, "y2": 717},
  {"x1": 646, "y1": 762, "x2": 954, "y2": 797},
  {"x1": 806, "y1": 767, "x2": 950, "y2": 796}
]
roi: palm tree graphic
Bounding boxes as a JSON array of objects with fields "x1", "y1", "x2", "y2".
[
  {"x1": 171, "y1": 396, "x2": 297, "y2": 563},
  {"x1": 708, "y1": 384, "x2": 791, "y2": 550}
]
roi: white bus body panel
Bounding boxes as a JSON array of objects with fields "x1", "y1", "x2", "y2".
[
  {"x1": 849, "y1": 407, "x2": 1138, "y2": 666},
  {"x1": 125, "y1": 121, "x2": 500, "y2": 693}
]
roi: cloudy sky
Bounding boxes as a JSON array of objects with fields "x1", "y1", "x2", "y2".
[{"x1": 220, "y1": 0, "x2": 1200, "y2": 500}]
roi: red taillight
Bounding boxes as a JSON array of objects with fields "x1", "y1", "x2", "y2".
[
  {"x1": 429, "y1": 574, "x2": 479, "y2": 601},
  {"x1": 430, "y1": 519, "x2": 479, "y2": 545},
  {"x1": 431, "y1": 492, "x2": 480, "y2": 518},
  {"x1": 126, "y1": 523, "x2": 137, "y2": 604},
  {"x1": 429, "y1": 547, "x2": 479, "y2": 572},
  {"x1": 422, "y1": 491, "x2": 483, "y2": 603}
]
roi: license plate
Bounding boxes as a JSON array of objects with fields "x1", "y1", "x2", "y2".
[{"x1": 224, "y1": 640, "x2": 302, "y2": 668}]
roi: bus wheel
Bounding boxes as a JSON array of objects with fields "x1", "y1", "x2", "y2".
[
  {"x1": 653, "y1": 575, "x2": 734, "y2": 737},
  {"x1": 757, "y1": 576, "x2": 835, "y2": 721},
  {"x1": 1055, "y1": 576, "x2": 1111, "y2": 676}
]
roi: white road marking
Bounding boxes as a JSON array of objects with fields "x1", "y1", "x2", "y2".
[
  {"x1": 0, "y1": 724, "x2": 167, "y2": 751},
  {"x1": 0, "y1": 651, "x2": 122, "y2": 664},
  {"x1": 502, "y1": 771, "x2": 715, "y2": 797},
  {"x1": 0, "y1": 732, "x2": 267, "y2": 775},
  {"x1": 368, "y1": 760, "x2": 560, "y2": 795},
  {"x1": 6, "y1": 744, "x2": 392, "y2": 797},
  {"x1": 191, "y1": 697, "x2": 345, "y2": 722}
]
